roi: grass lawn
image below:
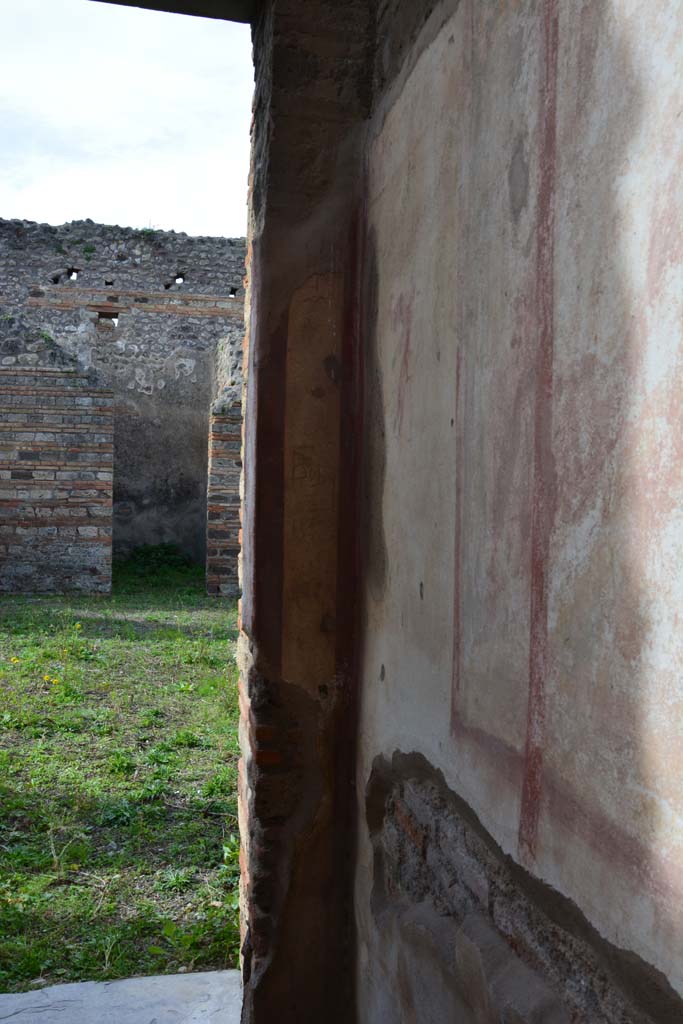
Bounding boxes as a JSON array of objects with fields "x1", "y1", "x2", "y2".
[{"x1": 0, "y1": 546, "x2": 241, "y2": 993}]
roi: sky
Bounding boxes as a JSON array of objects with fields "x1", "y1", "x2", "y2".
[{"x1": 0, "y1": 0, "x2": 254, "y2": 237}]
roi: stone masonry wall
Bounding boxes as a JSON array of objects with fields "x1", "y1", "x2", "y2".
[
  {"x1": 0, "y1": 360, "x2": 114, "y2": 594},
  {"x1": 363, "y1": 752, "x2": 681, "y2": 1024},
  {"x1": 0, "y1": 218, "x2": 245, "y2": 567}
]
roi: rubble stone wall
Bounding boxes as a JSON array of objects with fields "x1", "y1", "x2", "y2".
[{"x1": 0, "y1": 218, "x2": 245, "y2": 568}]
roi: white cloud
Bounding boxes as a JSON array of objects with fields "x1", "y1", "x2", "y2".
[{"x1": 0, "y1": 0, "x2": 253, "y2": 236}]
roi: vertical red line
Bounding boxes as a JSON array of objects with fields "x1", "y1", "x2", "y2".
[
  {"x1": 452, "y1": 0, "x2": 475, "y2": 737},
  {"x1": 451, "y1": 345, "x2": 463, "y2": 731},
  {"x1": 518, "y1": 0, "x2": 560, "y2": 864}
]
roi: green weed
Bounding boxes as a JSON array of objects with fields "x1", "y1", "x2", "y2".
[{"x1": 0, "y1": 548, "x2": 240, "y2": 992}]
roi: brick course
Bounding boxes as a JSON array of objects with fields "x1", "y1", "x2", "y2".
[
  {"x1": 0, "y1": 366, "x2": 114, "y2": 594},
  {"x1": 206, "y1": 390, "x2": 242, "y2": 597}
]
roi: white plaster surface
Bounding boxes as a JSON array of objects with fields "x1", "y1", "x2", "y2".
[
  {"x1": 357, "y1": 0, "x2": 683, "y2": 1002},
  {"x1": 0, "y1": 971, "x2": 242, "y2": 1024}
]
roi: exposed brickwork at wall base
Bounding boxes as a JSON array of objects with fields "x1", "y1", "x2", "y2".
[
  {"x1": 206, "y1": 389, "x2": 242, "y2": 597},
  {"x1": 0, "y1": 367, "x2": 114, "y2": 594},
  {"x1": 364, "y1": 752, "x2": 683, "y2": 1024}
]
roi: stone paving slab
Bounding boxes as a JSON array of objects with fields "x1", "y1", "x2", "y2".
[{"x1": 0, "y1": 970, "x2": 241, "y2": 1023}]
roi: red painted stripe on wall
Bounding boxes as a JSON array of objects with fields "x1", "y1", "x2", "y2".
[
  {"x1": 518, "y1": 0, "x2": 560, "y2": 865},
  {"x1": 451, "y1": 345, "x2": 464, "y2": 732}
]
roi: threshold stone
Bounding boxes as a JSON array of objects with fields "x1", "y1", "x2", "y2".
[{"x1": 0, "y1": 969, "x2": 241, "y2": 1023}]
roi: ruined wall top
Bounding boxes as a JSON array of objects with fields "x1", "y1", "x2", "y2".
[
  {"x1": 0, "y1": 216, "x2": 246, "y2": 565},
  {"x1": 0, "y1": 218, "x2": 246, "y2": 301}
]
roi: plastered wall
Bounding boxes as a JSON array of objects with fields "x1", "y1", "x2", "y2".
[
  {"x1": 356, "y1": 0, "x2": 683, "y2": 1020},
  {"x1": 0, "y1": 219, "x2": 245, "y2": 564}
]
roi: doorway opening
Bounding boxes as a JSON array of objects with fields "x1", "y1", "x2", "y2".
[{"x1": 0, "y1": 0, "x2": 253, "y2": 1005}]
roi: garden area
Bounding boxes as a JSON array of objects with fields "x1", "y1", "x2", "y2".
[{"x1": 0, "y1": 547, "x2": 241, "y2": 993}]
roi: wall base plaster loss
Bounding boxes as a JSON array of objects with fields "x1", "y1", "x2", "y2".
[{"x1": 6, "y1": 0, "x2": 683, "y2": 1021}]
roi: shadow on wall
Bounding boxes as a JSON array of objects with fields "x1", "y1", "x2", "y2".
[{"x1": 363, "y1": 0, "x2": 683, "y2": 1017}]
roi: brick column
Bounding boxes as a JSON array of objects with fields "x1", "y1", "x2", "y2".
[
  {"x1": 238, "y1": 2, "x2": 372, "y2": 1021},
  {"x1": 206, "y1": 387, "x2": 242, "y2": 597},
  {"x1": 0, "y1": 366, "x2": 113, "y2": 593}
]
